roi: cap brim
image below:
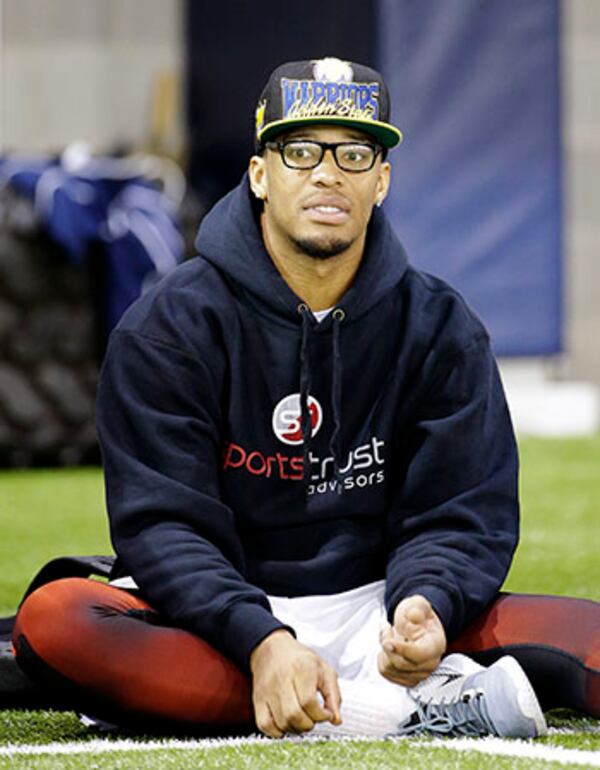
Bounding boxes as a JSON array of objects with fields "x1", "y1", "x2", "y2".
[{"x1": 257, "y1": 116, "x2": 403, "y2": 149}]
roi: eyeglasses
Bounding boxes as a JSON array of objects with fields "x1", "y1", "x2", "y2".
[{"x1": 265, "y1": 140, "x2": 382, "y2": 173}]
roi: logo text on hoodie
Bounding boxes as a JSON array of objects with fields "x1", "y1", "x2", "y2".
[
  {"x1": 222, "y1": 391, "x2": 386, "y2": 495},
  {"x1": 222, "y1": 437, "x2": 386, "y2": 494}
]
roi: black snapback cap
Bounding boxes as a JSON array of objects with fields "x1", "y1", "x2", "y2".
[{"x1": 255, "y1": 57, "x2": 403, "y2": 150}]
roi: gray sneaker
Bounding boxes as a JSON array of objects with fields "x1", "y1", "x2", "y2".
[{"x1": 397, "y1": 655, "x2": 547, "y2": 738}]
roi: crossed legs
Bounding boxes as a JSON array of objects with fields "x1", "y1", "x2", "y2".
[
  {"x1": 12, "y1": 578, "x2": 253, "y2": 730},
  {"x1": 12, "y1": 578, "x2": 600, "y2": 730}
]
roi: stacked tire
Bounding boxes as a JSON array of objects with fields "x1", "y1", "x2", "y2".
[{"x1": 0, "y1": 188, "x2": 100, "y2": 467}]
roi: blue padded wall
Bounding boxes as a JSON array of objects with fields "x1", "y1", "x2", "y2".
[{"x1": 378, "y1": 0, "x2": 562, "y2": 355}]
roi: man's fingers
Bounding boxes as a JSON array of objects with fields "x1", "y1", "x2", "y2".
[
  {"x1": 381, "y1": 623, "x2": 420, "y2": 661},
  {"x1": 277, "y1": 687, "x2": 315, "y2": 733},
  {"x1": 394, "y1": 605, "x2": 429, "y2": 643},
  {"x1": 383, "y1": 634, "x2": 432, "y2": 665},
  {"x1": 377, "y1": 647, "x2": 437, "y2": 675},
  {"x1": 381, "y1": 622, "x2": 418, "y2": 656},
  {"x1": 300, "y1": 695, "x2": 333, "y2": 723},
  {"x1": 379, "y1": 622, "x2": 393, "y2": 645},
  {"x1": 319, "y1": 666, "x2": 342, "y2": 725},
  {"x1": 377, "y1": 650, "x2": 437, "y2": 687},
  {"x1": 397, "y1": 616, "x2": 427, "y2": 644},
  {"x1": 394, "y1": 595, "x2": 434, "y2": 634},
  {"x1": 293, "y1": 664, "x2": 342, "y2": 726},
  {"x1": 254, "y1": 701, "x2": 283, "y2": 738},
  {"x1": 380, "y1": 596, "x2": 446, "y2": 687},
  {"x1": 292, "y1": 677, "x2": 330, "y2": 726},
  {"x1": 250, "y1": 635, "x2": 343, "y2": 737},
  {"x1": 404, "y1": 635, "x2": 442, "y2": 664}
]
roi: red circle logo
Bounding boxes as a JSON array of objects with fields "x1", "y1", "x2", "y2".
[{"x1": 272, "y1": 394, "x2": 323, "y2": 445}]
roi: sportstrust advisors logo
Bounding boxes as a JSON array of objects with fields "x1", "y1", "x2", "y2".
[
  {"x1": 222, "y1": 388, "x2": 386, "y2": 495},
  {"x1": 272, "y1": 393, "x2": 323, "y2": 445}
]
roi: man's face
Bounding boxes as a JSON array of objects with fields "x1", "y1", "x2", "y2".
[{"x1": 249, "y1": 125, "x2": 391, "y2": 261}]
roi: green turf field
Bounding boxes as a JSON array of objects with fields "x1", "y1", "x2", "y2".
[{"x1": 1, "y1": 435, "x2": 599, "y2": 768}]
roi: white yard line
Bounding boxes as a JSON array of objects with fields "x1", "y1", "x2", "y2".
[
  {"x1": 0, "y1": 734, "x2": 598, "y2": 766},
  {"x1": 427, "y1": 736, "x2": 600, "y2": 766},
  {"x1": 0, "y1": 736, "x2": 268, "y2": 756}
]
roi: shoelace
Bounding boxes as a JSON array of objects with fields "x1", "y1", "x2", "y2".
[{"x1": 398, "y1": 690, "x2": 497, "y2": 737}]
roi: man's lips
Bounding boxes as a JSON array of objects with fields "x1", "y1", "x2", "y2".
[{"x1": 302, "y1": 196, "x2": 351, "y2": 223}]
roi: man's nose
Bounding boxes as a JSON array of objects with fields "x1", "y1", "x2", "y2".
[{"x1": 311, "y1": 149, "x2": 343, "y2": 184}]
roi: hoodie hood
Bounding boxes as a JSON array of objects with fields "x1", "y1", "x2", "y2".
[{"x1": 194, "y1": 173, "x2": 409, "y2": 322}]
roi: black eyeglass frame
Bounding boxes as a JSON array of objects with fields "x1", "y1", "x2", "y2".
[{"x1": 264, "y1": 139, "x2": 384, "y2": 173}]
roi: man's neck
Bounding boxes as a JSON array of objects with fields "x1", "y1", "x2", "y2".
[{"x1": 261, "y1": 215, "x2": 365, "y2": 311}]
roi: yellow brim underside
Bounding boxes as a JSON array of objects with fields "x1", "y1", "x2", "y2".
[{"x1": 257, "y1": 116, "x2": 403, "y2": 149}]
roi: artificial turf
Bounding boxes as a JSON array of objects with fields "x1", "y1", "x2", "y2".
[{"x1": 0, "y1": 434, "x2": 599, "y2": 768}]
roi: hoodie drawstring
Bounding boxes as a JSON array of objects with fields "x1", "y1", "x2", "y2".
[
  {"x1": 298, "y1": 304, "x2": 312, "y2": 481},
  {"x1": 329, "y1": 308, "x2": 345, "y2": 477},
  {"x1": 297, "y1": 303, "x2": 345, "y2": 485}
]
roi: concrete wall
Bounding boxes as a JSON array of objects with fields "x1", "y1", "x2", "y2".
[
  {"x1": 562, "y1": 0, "x2": 600, "y2": 384},
  {"x1": 0, "y1": 0, "x2": 183, "y2": 154}
]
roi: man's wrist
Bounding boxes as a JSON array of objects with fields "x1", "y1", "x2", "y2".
[
  {"x1": 387, "y1": 585, "x2": 455, "y2": 637},
  {"x1": 218, "y1": 601, "x2": 294, "y2": 672},
  {"x1": 392, "y1": 593, "x2": 431, "y2": 620},
  {"x1": 250, "y1": 628, "x2": 295, "y2": 673}
]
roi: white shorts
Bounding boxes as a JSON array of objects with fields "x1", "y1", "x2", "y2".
[
  {"x1": 269, "y1": 580, "x2": 387, "y2": 684},
  {"x1": 112, "y1": 575, "x2": 389, "y2": 683}
]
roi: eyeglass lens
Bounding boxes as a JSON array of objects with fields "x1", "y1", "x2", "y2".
[{"x1": 281, "y1": 141, "x2": 377, "y2": 172}]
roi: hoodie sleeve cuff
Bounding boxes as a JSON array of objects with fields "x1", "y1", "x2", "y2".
[
  {"x1": 218, "y1": 602, "x2": 295, "y2": 672},
  {"x1": 386, "y1": 585, "x2": 459, "y2": 641}
]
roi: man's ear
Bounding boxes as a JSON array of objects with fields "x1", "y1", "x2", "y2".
[
  {"x1": 249, "y1": 155, "x2": 267, "y2": 201},
  {"x1": 375, "y1": 161, "x2": 391, "y2": 207}
]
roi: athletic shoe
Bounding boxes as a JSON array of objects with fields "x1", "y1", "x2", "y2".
[
  {"x1": 407, "y1": 653, "x2": 486, "y2": 702},
  {"x1": 396, "y1": 654, "x2": 547, "y2": 738}
]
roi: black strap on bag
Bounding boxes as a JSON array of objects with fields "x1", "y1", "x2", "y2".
[
  {"x1": 0, "y1": 554, "x2": 115, "y2": 640},
  {"x1": 0, "y1": 554, "x2": 115, "y2": 708}
]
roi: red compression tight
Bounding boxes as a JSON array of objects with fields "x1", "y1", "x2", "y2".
[
  {"x1": 449, "y1": 592, "x2": 600, "y2": 718},
  {"x1": 12, "y1": 579, "x2": 253, "y2": 730},
  {"x1": 12, "y1": 578, "x2": 600, "y2": 729}
]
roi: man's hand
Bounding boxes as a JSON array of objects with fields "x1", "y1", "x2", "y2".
[
  {"x1": 250, "y1": 629, "x2": 342, "y2": 738},
  {"x1": 378, "y1": 594, "x2": 447, "y2": 688}
]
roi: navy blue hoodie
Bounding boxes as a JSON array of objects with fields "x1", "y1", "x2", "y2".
[{"x1": 97, "y1": 174, "x2": 519, "y2": 671}]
